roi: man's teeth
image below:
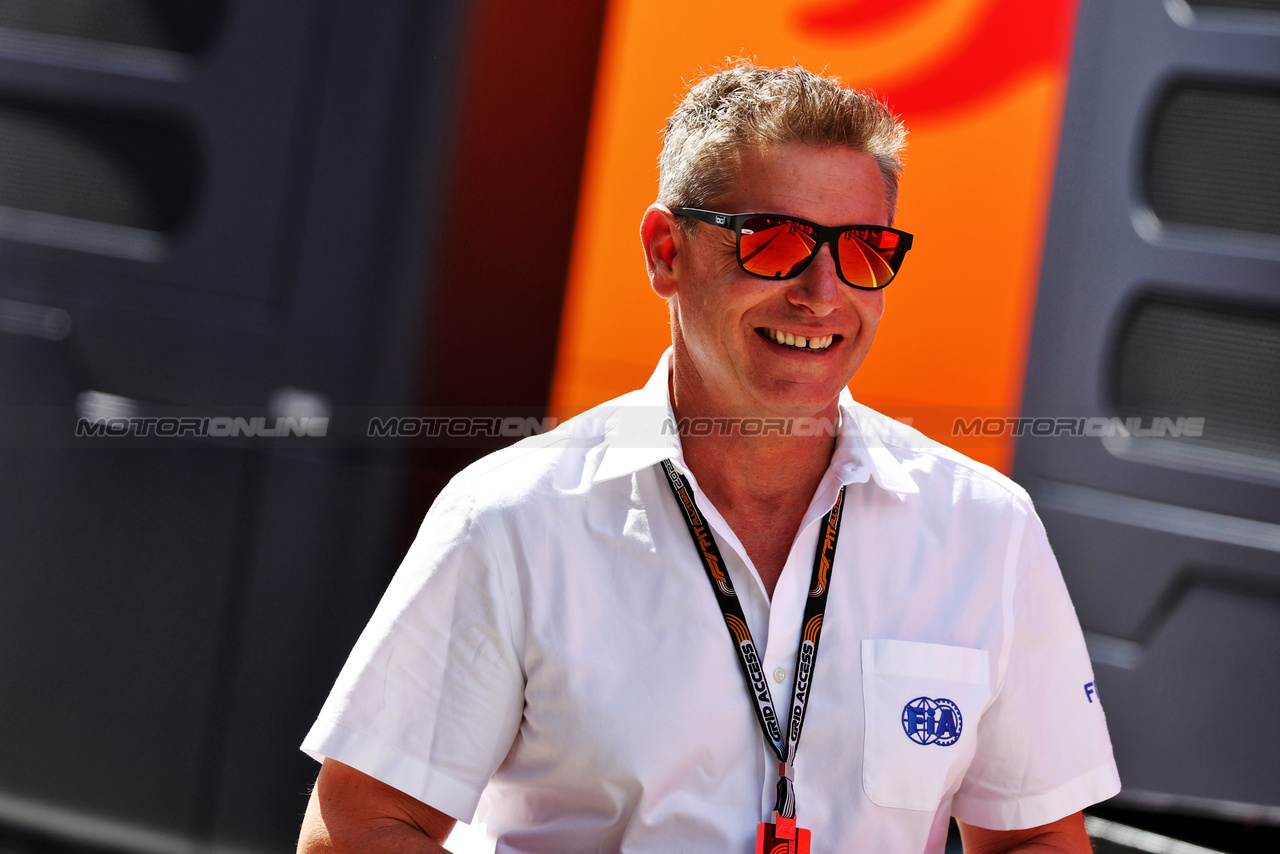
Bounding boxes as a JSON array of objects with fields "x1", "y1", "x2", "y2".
[{"x1": 765, "y1": 328, "x2": 834, "y2": 350}]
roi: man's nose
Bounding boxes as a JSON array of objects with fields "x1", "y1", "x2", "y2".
[{"x1": 787, "y1": 242, "x2": 843, "y2": 315}]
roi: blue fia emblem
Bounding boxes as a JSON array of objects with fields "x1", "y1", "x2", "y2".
[{"x1": 901, "y1": 696, "x2": 963, "y2": 746}]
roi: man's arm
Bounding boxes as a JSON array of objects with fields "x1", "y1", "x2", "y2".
[
  {"x1": 958, "y1": 811, "x2": 1091, "y2": 854},
  {"x1": 297, "y1": 758, "x2": 457, "y2": 854}
]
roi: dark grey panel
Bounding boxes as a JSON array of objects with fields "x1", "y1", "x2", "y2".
[
  {"x1": 0, "y1": 1, "x2": 470, "y2": 851},
  {"x1": 1188, "y1": 0, "x2": 1280, "y2": 12},
  {"x1": 204, "y1": 453, "x2": 403, "y2": 849},
  {"x1": 1098, "y1": 583, "x2": 1280, "y2": 807},
  {"x1": 1032, "y1": 479, "x2": 1280, "y2": 641},
  {"x1": 1113, "y1": 295, "x2": 1280, "y2": 459},
  {"x1": 1146, "y1": 84, "x2": 1280, "y2": 238},
  {"x1": 0, "y1": 446, "x2": 247, "y2": 832},
  {"x1": 0, "y1": 2, "x2": 321, "y2": 307},
  {"x1": 1016, "y1": 0, "x2": 1280, "y2": 520},
  {"x1": 0, "y1": 96, "x2": 197, "y2": 231},
  {"x1": 1032, "y1": 480, "x2": 1280, "y2": 812},
  {"x1": 1015, "y1": 0, "x2": 1280, "y2": 822},
  {"x1": 0, "y1": 0, "x2": 224, "y2": 54}
]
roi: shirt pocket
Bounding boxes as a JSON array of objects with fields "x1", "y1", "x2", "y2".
[{"x1": 861, "y1": 638, "x2": 991, "y2": 811}]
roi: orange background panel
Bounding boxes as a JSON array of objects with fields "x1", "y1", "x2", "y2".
[{"x1": 550, "y1": 0, "x2": 1077, "y2": 473}]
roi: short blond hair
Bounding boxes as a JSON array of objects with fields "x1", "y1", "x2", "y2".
[{"x1": 658, "y1": 61, "x2": 907, "y2": 224}]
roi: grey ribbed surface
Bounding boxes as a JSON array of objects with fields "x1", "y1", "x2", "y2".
[
  {"x1": 0, "y1": 101, "x2": 195, "y2": 231},
  {"x1": 1115, "y1": 298, "x2": 1280, "y2": 458},
  {"x1": 1146, "y1": 86, "x2": 1280, "y2": 237},
  {"x1": 0, "y1": 0, "x2": 221, "y2": 53},
  {"x1": 1188, "y1": 0, "x2": 1280, "y2": 11}
]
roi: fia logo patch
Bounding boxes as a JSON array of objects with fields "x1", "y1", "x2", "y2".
[{"x1": 901, "y1": 696, "x2": 963, "y2": 746}]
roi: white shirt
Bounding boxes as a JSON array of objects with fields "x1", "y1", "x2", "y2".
[{"x1": 303, "y1": 350, "x2": 1120, "y2": 854}]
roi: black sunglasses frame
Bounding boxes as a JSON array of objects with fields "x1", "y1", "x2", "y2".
[{"x1": 671, "y1": 207, "x2": 913, "y2": 290}]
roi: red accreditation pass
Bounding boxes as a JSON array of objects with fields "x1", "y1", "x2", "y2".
[{"x1": 756, "y1": 815, "x2": 811, "y2": 854}]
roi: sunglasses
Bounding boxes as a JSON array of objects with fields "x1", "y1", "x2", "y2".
[{"x1": 671, "y1": 207, "x2": 913, "y2": 290}]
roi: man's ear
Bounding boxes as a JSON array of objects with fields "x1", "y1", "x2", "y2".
[{"x1": 640, "y1": 204, "x2": 682, "y2": 299}]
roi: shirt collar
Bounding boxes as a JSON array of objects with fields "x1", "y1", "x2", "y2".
[
  {"x1": 833, "y1": 389, "x2": 921, "y2": 495},
  {"x1": 591, "y1": 348, "x2": 919, "y2": 496},
  {"x1": 590, "y1": 349, "x2": 684, "y2": 484}
]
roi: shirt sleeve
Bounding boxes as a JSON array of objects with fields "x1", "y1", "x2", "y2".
[
  {"x1": 950, "y1": 503, "x2": 1121, "y2": 830},
  {"x1": 301, "y1": 478, "x2": 526, "y2": 822}
]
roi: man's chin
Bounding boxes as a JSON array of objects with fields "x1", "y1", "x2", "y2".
[{"x1": 746, "y1": 385, "x2": 846, "y2": 422}]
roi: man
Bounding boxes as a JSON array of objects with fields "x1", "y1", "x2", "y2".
[{"x1": 298, "y1": 63, "x2": 1119, "y2": 853}]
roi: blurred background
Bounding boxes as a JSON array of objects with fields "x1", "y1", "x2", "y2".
[{"x1": 0, "y1": 0, "x2": 1277, "y2": 852}]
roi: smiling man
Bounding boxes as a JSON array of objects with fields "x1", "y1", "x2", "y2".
[{"x1": 298, "y1": 63, "x2": 1120, "y2": 854}]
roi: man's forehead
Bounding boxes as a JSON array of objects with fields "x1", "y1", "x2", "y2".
[{"x1": 708, "y1": 143, "x2": 890, "y2": 224}]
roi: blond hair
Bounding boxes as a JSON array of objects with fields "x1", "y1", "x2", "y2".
[{"x1": 658, "y1": 61, "x2": 907, "y2": 224}]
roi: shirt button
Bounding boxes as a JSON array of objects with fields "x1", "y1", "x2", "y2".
[{"x1": 773, "y1": 668, "x2": 787, "y2": 683}]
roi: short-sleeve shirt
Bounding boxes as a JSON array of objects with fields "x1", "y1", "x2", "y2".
[{"x1": 302, "y1": 350, "x2": 1120, "y2": 853}]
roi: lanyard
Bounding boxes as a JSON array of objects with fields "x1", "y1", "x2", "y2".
[{"x1": 660, "y1": 459, "x2": 846, "y2": 821}]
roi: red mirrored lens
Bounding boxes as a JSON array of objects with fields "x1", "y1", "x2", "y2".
[
  {"x1": 739, "y1": 217, "x2": 817, "y2": 278},
  {"x1": 837, "y1": 229, "x2": 899, "y2": 288}
]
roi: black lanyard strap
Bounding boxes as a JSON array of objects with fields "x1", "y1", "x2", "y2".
[{"x1": 660, "y1": 459, "x2": 846, "y2": 820}]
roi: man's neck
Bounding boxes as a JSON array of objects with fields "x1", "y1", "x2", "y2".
[
  {"x1": 670, "y1": 373, "x2": 840, "y2": 596},
  {"x1": 677, "y1": 419, "x2": 836, "y2": 515},
  {"x1": 668, "y1": 362, "x2": 840, "y2": 509}
]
